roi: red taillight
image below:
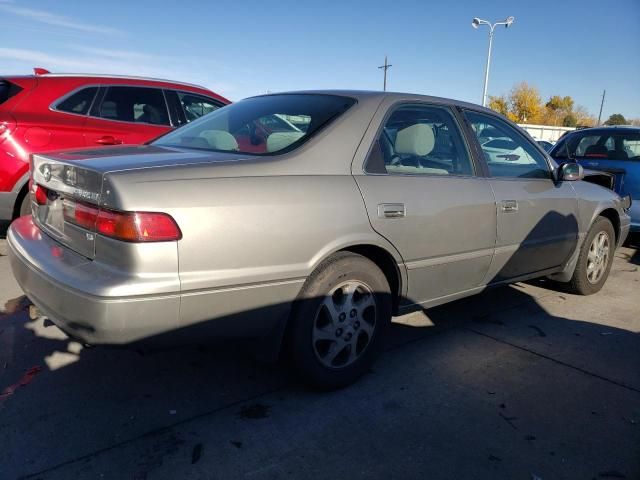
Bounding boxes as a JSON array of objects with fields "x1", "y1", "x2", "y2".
[
  {"x1": 96, "y1": 210, "x2": 181, "y2": 242},
  {"x1": 33, "y1": 184, "x2": 48, "y2": 205},
  {"x1": 63, "y1": 201, "x2": 99, "y2": 230},
  {"x1": 63, "y1": 199, "x2": 181, "y2": 242}
]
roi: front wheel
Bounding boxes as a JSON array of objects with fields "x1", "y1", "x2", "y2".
[
  {"x1": 565, "y1": 216, "x2": 615, "y2": 295},
  {"x1": 289, "y1": 252, "x2": 392, "y2": 390}
]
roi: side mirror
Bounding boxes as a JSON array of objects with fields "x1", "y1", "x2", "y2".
[{"x1": 558, "y1": 162, "x2": 584, "y2": 181}]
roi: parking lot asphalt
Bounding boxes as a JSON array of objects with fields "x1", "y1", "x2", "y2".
[{"x1": 0, "y1": 223, "x2": 638, "y2": 480}]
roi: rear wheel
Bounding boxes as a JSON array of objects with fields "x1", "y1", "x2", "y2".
[
  {"x1": 565, "y1": 216, "x2": 615, "y2": 295},
  {"x1": 289, "y1": 252, "x2": 392, "y2": 390}
]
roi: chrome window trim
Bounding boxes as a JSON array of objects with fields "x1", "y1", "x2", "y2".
[
  {"x1": 50, "y1": 84, "x2": 222, "y2": 128},
  {"x1": 49, "y1": 85, "x2": 100, "y2": 119}
]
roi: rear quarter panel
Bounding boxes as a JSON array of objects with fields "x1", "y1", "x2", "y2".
[{"x1": 101, "y1": 169, "x2": 404, "y2": 337}]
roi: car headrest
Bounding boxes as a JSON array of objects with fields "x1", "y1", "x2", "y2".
[
  {"x1": 266, "y1": 131, "x2": 305, "y2": 153},
  {"x1": 100, "y1": 101, "x2": 117, "y2": 119},
  {"x1": 395, "y1": 124, "x2": 435, "y2": 156},
  {"x1": 199, "y1": 130, "x2": 238, "y2": 151}
]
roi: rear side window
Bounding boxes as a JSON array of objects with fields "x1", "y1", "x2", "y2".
[
  {"x1": 0, "y1": 80, "x2": 23, "y2": 105},
  {"x1": 365, "y1": 104, "x2": 474, "y2": 176},
  {"x1": 96, "y1": 86, "x2": 170, "y2": 125},
  {"x1": 55, "y1": 87, "x2": 98, "y2": 115}
]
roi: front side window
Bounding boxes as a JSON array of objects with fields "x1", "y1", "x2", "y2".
[
  {"x1": 55, "y1": 87, "x2": 98, "y2": 115},
  {"x1": 365, "y1": 104, "x2": 474, "y2": 176},
  {"x1": 466, "y1": 111, "x2": 550, "y2": 179},
  {"x1": 153, "y1": 94, "x2": 356, "y2": 155},
  {"x1": 553, "y1": 130, "x2": 640, "y2": 161},
  {"x1": 96, "y1": 86, "x2": 169, "y2": 125}
]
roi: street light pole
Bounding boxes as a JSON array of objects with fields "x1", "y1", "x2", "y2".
[{"x1": 472, "y1": 16, "x2": 515, "y2": 107}]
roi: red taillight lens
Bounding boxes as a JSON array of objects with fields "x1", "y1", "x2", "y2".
[
  {"x1": 63, "y1": 199, "x2": 181, "y2": 242},
  {"x1": 96, "y1": 210, "x2": 181, "y2": 242},
  {"x1": 34, "y1": 184, "x2": 48, "y2": 205},
  {"x1": 63, "y1": 200, "x2": 99, "y2": 230}
]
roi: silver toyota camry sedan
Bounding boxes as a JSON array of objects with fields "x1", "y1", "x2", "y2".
[{"x1": 8, "y1": 91, "x2": 631, "y2": 388}]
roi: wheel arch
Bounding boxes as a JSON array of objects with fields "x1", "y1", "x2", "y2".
[{"x1": 596, "y1": 207, "x2": 620, "y2": 245}]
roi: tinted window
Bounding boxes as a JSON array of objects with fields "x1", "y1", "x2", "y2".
[
  {"x1": 0, "y1": 80, "x2": 23, "y2": 105},
  {"x1": 466, "y1": 111, "x2": 550, "y2": 179},
  {"x1": 153, "y1": 94, "x2": 356, "y2": 155},
  {"x1": 178, "y1": 92, "x2": 222, "y2": 121},
  {"x1": 55, "y1": 87, "x2": 98, "y2": 115},
  {"x1": 97, "y1": 87, "x2": 169, "y2": 125},
  {"x1": 365, "y1": 104, "x2": 473, "y2": 176},
  {"x1": 553, "y1": 130, "x2": 640, "y2": 161}
]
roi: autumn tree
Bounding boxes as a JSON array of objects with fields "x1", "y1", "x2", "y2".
[
  {"x1": 508, "y1": 82, "x2": 542, "y2": 123},
  {"x1": 488, "y1": 95, "x2": 509, "y2": 116},
  {"x1": 604, "y1": 113, "x2": 628, "y2": 126},
  {"x1": 573, "y1": 105, "x2": 597, "y2": 127},
  {"x1": 486, "y1": 81, "x2": 600, "y2": 127},
  {"x1": 544, "y1": 95, "x2": 574, "y2": 125}
]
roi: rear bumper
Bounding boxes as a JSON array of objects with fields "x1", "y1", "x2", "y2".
[
  {"x1": 8, "y1": 216, "x2": 303, "y2": 346},
  {"x1": 8, "y1": 216, "x2": 180, "y2": 345},
  {"x1": 0, "y1": 191, "x2": 18, "y2": 220}
]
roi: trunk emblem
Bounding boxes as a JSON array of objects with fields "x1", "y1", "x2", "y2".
[{"x1": 42, "y1": 164, "x2": 52, "y2": 182}]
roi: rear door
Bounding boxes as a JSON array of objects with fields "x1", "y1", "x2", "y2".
[
  {"x1": 464, "y1": 110, "x2": 579, "y2": 282},
  {"x1": 83, "y1": 86, "x2": 172, "y2": 146},
  {"x1": 354, "y1": 101, "x2": 497, "y2": 305}
]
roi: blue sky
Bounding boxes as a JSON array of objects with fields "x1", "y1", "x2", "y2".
[{"x1": 1, "y1": 0, "x2": 639, "y2": 119}]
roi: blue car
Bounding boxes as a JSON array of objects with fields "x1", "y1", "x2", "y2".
[{"x1": 550, "y1": 126, "x2": 639, "y2": 232}]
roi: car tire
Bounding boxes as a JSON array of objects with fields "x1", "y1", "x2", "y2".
[
  {"x1": 565, "y1": 216, "x2": 615, "y2": 295},
  {"x1": 17, "y1": 190, "x2": 31, "y2": 218},
  {"x1": 289, "y1": 251, "x2": 392, "y2": 390}
]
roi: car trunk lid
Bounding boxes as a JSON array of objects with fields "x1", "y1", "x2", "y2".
[{"x1": 31, "y1": 154, "x2": 104, "y2": 259}]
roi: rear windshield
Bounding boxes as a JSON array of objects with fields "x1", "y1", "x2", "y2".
[
  {"x1": 552, "y1": 130, "x2": 640, "y2": 160},
  {"x1": 153, "y1": 94, "x2": 356, "y2": 155},
  {"x1": 0, "y1": 80, "x2": 23, "y2": 105}
]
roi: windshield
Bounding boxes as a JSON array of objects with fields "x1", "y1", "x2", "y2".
[
  {"x1": 154, "y1": 94, "x2": 356, "y2": 155},
  {"x1": 552, "y1": 130, "x2": 640, "y2": 160}
]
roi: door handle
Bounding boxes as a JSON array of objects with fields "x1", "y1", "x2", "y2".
[
  {"x1": 95, "y1": 135, "x2": 123, "y2": 145},
  {"x1": 501, "y1": 200, "x2": 518, "y2": 213},
  {"x1": 378, "y1": 203, "x2": 406, "y2": 218}
]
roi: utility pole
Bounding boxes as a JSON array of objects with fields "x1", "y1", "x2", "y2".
[
  {"x1": 597, "y1": 89, "x2": 606, "y2": 125},
  {"x1": 378, "y1": 55, "x2": 392, "y2": 91}
]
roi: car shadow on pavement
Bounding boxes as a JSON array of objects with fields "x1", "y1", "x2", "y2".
[{"x1": 2, "y1": 255, "x2": 639, "y2": 479}]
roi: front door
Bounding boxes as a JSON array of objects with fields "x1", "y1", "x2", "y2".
[
  {"x1": 354, "y1": 103, "x2": 496, "y2": 305},
  {"x1": 464, "y1": 110, "x2": 579, "y2": 282}
]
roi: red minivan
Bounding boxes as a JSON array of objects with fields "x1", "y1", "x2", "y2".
[{"x1": 0, "y1": 69, "x2": 230, "y2": 220}]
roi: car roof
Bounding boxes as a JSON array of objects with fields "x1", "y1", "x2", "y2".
[
  {"x1": 2, "y1": 72, "x2": 208, "y2": 90},
  {"x1": 570, "y1": 126, "x2": 640, "y2": 135},
  {"x1": 251, "y1": 89, "x2": 494, "y2": 113}
]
